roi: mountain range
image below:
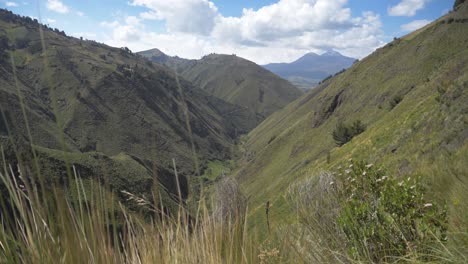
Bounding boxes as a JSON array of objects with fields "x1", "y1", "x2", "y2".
[
  {"x1": 263, "y1": 50, "x2": 357, "y2": 90},
  {"x1": 139, "y1": 50, "x2": 303, "y2": 127}
]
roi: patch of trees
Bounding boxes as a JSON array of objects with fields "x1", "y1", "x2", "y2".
[
  {"x1": 454, "y1": 0, "x2": 466, "y2": 9},
  {"x1": 0, "y1": 8, "x2": 39, "y2": 26},
  {"x1": 332, "y1": 120, "x2": 366, "y2": 146}
]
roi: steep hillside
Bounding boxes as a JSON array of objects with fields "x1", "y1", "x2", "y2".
[
  {"x1": 141, "y1": 51, "x2": 303, "y2": 128},
  {"x1": 234, "y1": 4, "x2": 468, "y2": 237},
  {"x1": 263, "y1": 50, "x2": 356, "y2": 90},
  {"x1": 0, "y1": 9, "x2": 249, "y2": 210}
]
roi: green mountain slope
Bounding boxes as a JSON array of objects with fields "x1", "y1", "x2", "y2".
[
  {"x1": 140, "y1": 51, "x2": 303, "y2": 128},
  {"x1": 234, "y1": 4, "x2": 468, "y2": 236},
  {"x1": 0, "y1": 9, "x2": 250, "y2": 210}
]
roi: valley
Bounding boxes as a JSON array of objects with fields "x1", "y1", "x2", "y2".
[{"x1": 0, "y1": 1, "x2": 467, "y2": 263}]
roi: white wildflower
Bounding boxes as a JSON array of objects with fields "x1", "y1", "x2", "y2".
[
  {"x1": 362, "y1": 171, "x2": 367, "y2": 176},
  {"x1": 365, "y1": 164, "x2": 374, "y2": 168},
  {"x1": 423, "y1": 203, "x2": 433, "y2": 208}
]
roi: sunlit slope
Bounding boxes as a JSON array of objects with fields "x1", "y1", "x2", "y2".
[
  {"x1": 181, "y1": 54, "x2": 302, "y2": 120},
  {"x1": 140, "y1": 50, "x2": 303, "y2": 128},
  {"x1": 235, "y1": 4, "x2": 468, "y2": 235}
]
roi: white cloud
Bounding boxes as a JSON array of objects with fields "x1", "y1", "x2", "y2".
[
  {"x1": 76, "y1": 11, "x2": 85, "y2": 17},
  {"x1": 388, "y1": 0, "x2": 430, "y2": 17},
  {"x1": 130, "y1": 0, "x2": 218, "y2": 35},
  {"x1": 100, "y1": 20, "x2": 120, "y2": 28},
  {"x1": 100, "y1": 16, "x2": 144, "y2": 43},
  {"x1": 5, "y1": 1, "x2": 18, "y2": 7},
  {"x1": 46, "y1": 18, "x2": 56, "y2": 24},
  {"x1": 400, "y1": 19, "x2": 431, "y2": 32},
  {"x1": 46, "y1": 0, "x2": 69, "y2": 14},
  {"x1": 99, "y1": 0, "x2": 384, "y2": 64}
]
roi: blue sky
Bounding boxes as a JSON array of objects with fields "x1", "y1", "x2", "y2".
[{"x1": 1, "y1": 0, "x2": 453, "y2": 64}]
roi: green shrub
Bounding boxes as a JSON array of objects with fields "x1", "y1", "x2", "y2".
[
  {"x1": 336, "y1": 160, "x2": 448, "y2": 262},
  {"x1": 332, "y1": 120, "x2": 366, "y2": 146},
  {"x1": 389, "y1": 95, "x2": 403, "y2": 109}
]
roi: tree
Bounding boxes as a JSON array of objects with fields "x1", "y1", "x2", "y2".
[
  {"x1": 332, "y1": 122, "x2": 352, "y2": 146},
  {"x1": 454, "y1": 0, "x2": 466, "y2": 9},
  {"x1": 332, "y1": 120, "x2": 366, "y2": 146}
]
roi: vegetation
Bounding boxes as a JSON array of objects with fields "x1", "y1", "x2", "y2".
[
  {"x1": 389, "y1": 94, "x2": 403, "y2": 109},
  {"x1": 336, "y1": 161, "x2": 447, "y2": 261},
  {"x1": 285, "y1": 167, "x2": 464, "y2": 263},
  {"x1": 0, "y1": 160, "x2": 257, "y2": 263},
  {"x1": 332, "y1": 120, "x2": 366, "y2": 146},
  {"x1": 454, "y1": 0, "x2": 466, "y2": 9}
]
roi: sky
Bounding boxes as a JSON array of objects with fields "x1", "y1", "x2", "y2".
[{"x1": 1, "y1": 0, "x2": 453, "y2": 64}]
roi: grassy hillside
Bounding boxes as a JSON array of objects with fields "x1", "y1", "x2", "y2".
[
  {"x1": 0, "y1": 9, "x2": 253, "y2": 211},
  {"x1": 141, "y1": 51, "x2": 303, "y2": 128},
  {"x1": 233, "y1": 3, "x2": 468, "y2": 241}
]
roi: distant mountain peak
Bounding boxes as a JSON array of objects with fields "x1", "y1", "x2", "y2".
[
  {"x1": 263, "y1": 49, "x2": 356, "y2": 90},
  {"x1": 304, "y1": 52, "x2": 319, "y2": 57},
  {"x1": 322, "y1": 50, "x2": 342, "y2": 57}
]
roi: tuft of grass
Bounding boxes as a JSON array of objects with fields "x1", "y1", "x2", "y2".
[{"x1": 0, "y1": 158, "x2": 258, "y2": 263}]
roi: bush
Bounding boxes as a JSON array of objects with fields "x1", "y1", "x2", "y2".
[
  {"x1": 214, "y1": 177, "x2": 247, "y2": 221},
  {"x1": 389, "y1": 95, "x2": 403, "y2": 109},
  {"x1": 332, "y1": 120, "x2": 366, "y2": 146},
  {"x1": 336, "y1": 160, "x2": 448, "y2": 262}
]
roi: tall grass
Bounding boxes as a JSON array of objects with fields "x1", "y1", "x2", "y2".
[{"x1": 0, "y1": 160, "x2": 259, "y2": 263}]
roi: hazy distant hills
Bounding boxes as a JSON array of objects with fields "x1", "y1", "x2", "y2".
[
  {"x1": 263, "y1": 50, "x2": 357, "y2": 90},
  {"x1": 140, "y1": 50, "x2": 303, "y2": 127}
]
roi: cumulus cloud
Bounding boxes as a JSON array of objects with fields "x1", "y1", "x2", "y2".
[
  {"x1": 101, "y1": 16, "x2": 144, "y2": 42},
  {"x1": 5, "y1": 1, "x2": 18, "y2": 7},
  {"x1": 130, "y1": 0, "x2": 218, "y2": 35},
  {"x1": 100, "y1": 0, "x2": 384, "y2": 64},
  {"x1": 46, "y1": 0, "x2": 69, "y2": 14},
  {"x1": 388, "y1": 0, "x2": 430, "y2": 17},
  {"x1": 400, "y1": 19, "x2": 431, "y2": 32}
]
